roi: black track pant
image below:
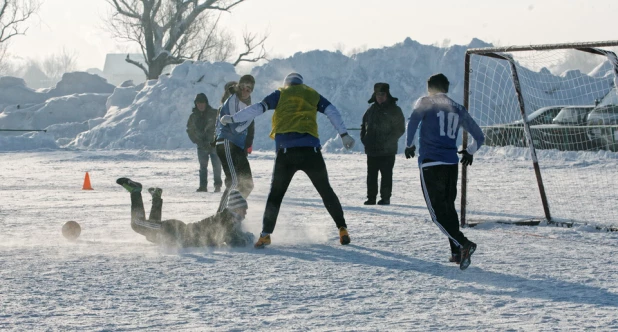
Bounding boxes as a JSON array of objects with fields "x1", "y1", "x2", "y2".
[
  {"x1": 216, "y1": 140, "x2": 254, "y2": 212},
  {"x1": 419, "y1": 163, "x2": 470, "y2": 254},
  {"x1": 130, "y1": 192, "x2": 163, "y2": 241},
  {"x1": 130, "y1": 192, "x2": 186, "y2": 244},
  {"x1": 366, "y1": 155, "x2": 396, "y2": 200},
  {"x1": 262, "y1": 147, "x2": 347, "y2": 234}
]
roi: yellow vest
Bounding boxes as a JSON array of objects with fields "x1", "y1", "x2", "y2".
[{"x1": 270, "y1": 85, "x2": 320, "y2": 139}]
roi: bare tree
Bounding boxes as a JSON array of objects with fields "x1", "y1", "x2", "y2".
[
  {"x1": 41, "y1": 48, "x2": 78, "y2": 83},
  {"x1": 0, "y1": 0, "x2": 40, "y2": 43},
  {"x1": 105, "y1": 0, "x2": 262, "y2": 80},
  {"x1": 0, "y1": 0, "x2": 41, "y2": 73}
]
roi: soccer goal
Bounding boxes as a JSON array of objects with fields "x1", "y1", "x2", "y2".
[{"x1": 461, "y1": 40, "x2": 618, "y2": 230}]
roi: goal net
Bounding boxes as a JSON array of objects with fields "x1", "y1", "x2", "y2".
[{"x1": 462, "y1": 41, "x2": 618, "y2": 229}]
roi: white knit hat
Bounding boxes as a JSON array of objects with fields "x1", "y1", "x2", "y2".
[
  {"x1": 226, "y1": 190, "x2": 248, "y2": 210},
  {"x1": 283, "y1": 72, "x2": 303, "y2": 86}
]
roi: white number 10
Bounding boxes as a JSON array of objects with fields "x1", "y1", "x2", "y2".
[{"x1": 437, "y1": 111, "x2": 459, "y2": 139}]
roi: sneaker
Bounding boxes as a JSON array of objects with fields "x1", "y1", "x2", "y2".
[
  {"x1": 459, "y1": 241, "x2": 477, "y2": 270},
  {"x1": 364, "y1": 199, "x2": 376, "y2": 205},
  {"x1": 377, "y1": 199, "x2": 390, "y2": 205},
  {"x1": 196, "y1": 187, "x2": 208, "y2": 192},
  {"x1": 254, "y1": 234, "x2": 271, "y2": 249},
  {"x1": 148, "y1": 187, "x2": 163, "y2": 198},
  {"x1": 339, "y1": 227, "x2": 351, "y2": 245},
  {"x1": 116, "y1": 178, "x2": 142, "y2": 193},
  {"x1": 449, "y1": 253, "x2": 461, "y2": 264},
  {"x1": 214, "y1": 186, "x2": 222, "y2": 193}
]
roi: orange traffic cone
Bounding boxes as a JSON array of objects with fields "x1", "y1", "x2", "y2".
[{"x1": 82, "y1": 172, "x2": 93, "y2": 190}]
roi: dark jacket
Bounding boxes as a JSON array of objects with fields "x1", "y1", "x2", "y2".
[
  {"x1": 158, "y1": 209, "x2": 251, "y2": 247},
  {"x1": 360, "y1": 100, "x2": 406, "y2": 156},
  {"x1": 187, "y1": 105, "x2": 218, "y2": 148}
]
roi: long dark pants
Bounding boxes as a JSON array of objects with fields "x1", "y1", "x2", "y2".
[
  {"x1": 216, "y1": 140, "x2": 254, "y2": 212},
  {"x1": 130, "y1": 192, "x2": 163, "y2": 242},
  {"x1": 130, "y1": 192, "x2": 186, "y2": 244},
  {"x1": 366, "y1": 155, "x2": 396, "y2": 200},
  {"x1": 197, "y1": 146, "x2": 222, "y2": 189},
  {"x1": 419, "y1": 163, "x2": 470, "y2": 254},
  {"x1": 262, "y1": 147, "x2": 347, "y2": 234}
]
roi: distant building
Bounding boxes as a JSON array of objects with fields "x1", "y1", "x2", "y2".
[{"x1": 102, "y1": 54, "x2": 148, "y2": 86}]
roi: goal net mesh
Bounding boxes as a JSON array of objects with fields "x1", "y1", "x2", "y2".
[{"x1": 463, "y1": 42, "x2": 618, "y2": 228}]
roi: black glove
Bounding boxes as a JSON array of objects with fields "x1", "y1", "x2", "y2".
[
  {"x1": 404, "y1": 146, "x2": 416, "y2": 159},
  {"x1": 458, "y1": 150, "x2": 473, "y2": 166}
]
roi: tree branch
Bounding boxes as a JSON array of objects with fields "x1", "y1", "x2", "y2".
[
  {"x1": 0, "y1": 0, "x2": 41, "y2": 43},
  {"x1": 125, "y1": 54, "x2": 149, "y2": 77},
  {"x1": 232, "y1": 30, "x2": 268, "y2": 66}
]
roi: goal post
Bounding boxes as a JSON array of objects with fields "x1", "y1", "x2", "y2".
[{"x1": 461, "y1": 40, "x2": 618, "y2": 229}]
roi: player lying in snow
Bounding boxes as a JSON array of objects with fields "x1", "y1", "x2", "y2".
[{"x1": 117, "y1": 178, "x2": 254, "y2": 247}]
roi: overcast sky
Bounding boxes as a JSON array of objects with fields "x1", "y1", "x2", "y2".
[{"x1": 8, "y1": 0, "x2": 618, "y2": 70}]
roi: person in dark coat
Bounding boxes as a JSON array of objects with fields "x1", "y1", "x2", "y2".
[
  {"x1": 117, "y1": 178, "x2": 253, "y2": 247},
  {"x1": 360, "y1": 83, "x2": 406, "y2": 205},
  {"x1": 187, "y1": 93, "x2": 222, "y2": 192}
]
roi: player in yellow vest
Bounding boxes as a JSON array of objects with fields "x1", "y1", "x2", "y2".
[{"x1": 220, "y1": 73, "x2": 355, "y2": 248}]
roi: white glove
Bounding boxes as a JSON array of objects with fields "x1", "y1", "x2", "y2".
[
  {"x1": 220, "y1": 115, "x2": 234, "y2": 125},
  {"x1": 341, "y1": 133, "x2": 355, "y2": 150}
]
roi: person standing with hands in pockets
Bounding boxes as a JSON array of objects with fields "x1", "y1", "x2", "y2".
[
  {"x1": 405, "y1": 73, "x2": 485, "y2": 270},
  {"x1": 187, "y1": 93, "x2": 223, "y2": 192},
  {"x1": 360, "y1": 82, "x2": 405, "y2": 206},
  {"x1": 220, "y1": 72, "x2": 355, "y2": 248}
]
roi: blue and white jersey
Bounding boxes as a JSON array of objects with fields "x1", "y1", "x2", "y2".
[
  {"x1": 406, "y1": 93, "x2": 485, "y2": 165},
  {"x1": 215, "y1": 94, "x2": 251, "y2": 149}
]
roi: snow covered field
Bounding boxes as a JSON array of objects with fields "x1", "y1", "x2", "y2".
[{"x1": 2, "y1": 149, "x2": 618, "y2": 330}]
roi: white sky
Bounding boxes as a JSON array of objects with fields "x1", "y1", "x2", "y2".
[{"x1": 7, "y1": 0, "x2": 618, "y2": 70}]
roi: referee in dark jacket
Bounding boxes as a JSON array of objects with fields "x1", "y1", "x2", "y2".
[{"x1": 360, "y1": 83, "x2": 405, "y2": 205}]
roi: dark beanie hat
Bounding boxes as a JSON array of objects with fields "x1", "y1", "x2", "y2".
[
  {"x1": 427, "y1": 73, "x2": 450, "y2": 92},
  {"x1": 239, "y1": 75, "x2": 255, "y2": 85},
  {"x1": 195, "y1": 93, "x2": 208, "y2": 104},
  {"x1": 226, "y1": 190, "x2": 248, "y2": 210},
  {"x1": 368, "y1": 82, "x2": 398, "y2": 103}
]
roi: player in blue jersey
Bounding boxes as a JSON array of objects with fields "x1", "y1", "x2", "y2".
[
  {"x1": 220, "y1": 72, "x2": 355, "y2": 248},
  {"x1": 214, "y1": 75, "x2": 256, "y2": 213},
  {"x1": 405, "y1": 73, "x2": 485, "y2": 270}
]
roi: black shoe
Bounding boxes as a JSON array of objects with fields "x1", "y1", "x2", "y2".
[
  {"x1": 148, "y1": 187, "x2": 163, "y2": 198},
  {"x1": 214, "y1": 186, "x2": 222, "y2": 193},
  {"x1": 377, "y1": 199, "x2": 390, "y2": 205},
  {"x1": 459, "y1": 241, "x2": 477, "y2": 270},
  {"x1": 449, "y1": 253, "x2": 461, "y2": 264},
  {"x1": 196, "y1": 187, "x2": 208, "y2": 192},
  {"x1": 116, "y1": 178, "x2": 142, "y2": 193},
  {"x1": 364, "y1": 199, "x2": 376, "y2": 205}
]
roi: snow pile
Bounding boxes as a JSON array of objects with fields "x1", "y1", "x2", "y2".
[
  {"x1": 71, "y1": 61, "x2": 238, "y2": 149},
  {"x1": 1, "y1": 38, "x2": 616, "y2": 152},
  {"x1": 0, "y1": 73, "x2": 115, "y2": 151},
  {"x1": 0, "y1": 76, "x2": 47, "y2": 108},
  {"x1": 42, "y1": 72, "x2": 115, "y2": 97}
]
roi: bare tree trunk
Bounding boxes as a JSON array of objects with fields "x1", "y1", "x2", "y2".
[{"x1": 105, "y1": 0, "x2": 250, "y2": 80}]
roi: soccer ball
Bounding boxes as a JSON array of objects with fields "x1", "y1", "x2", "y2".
[{"x1": 62, "y1": 221, "x2": 81, "y2": 241}]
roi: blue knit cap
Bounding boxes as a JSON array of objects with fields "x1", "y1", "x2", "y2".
[{"x1": 284, "y1": 72, "x2": 303, "y2": 86}]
